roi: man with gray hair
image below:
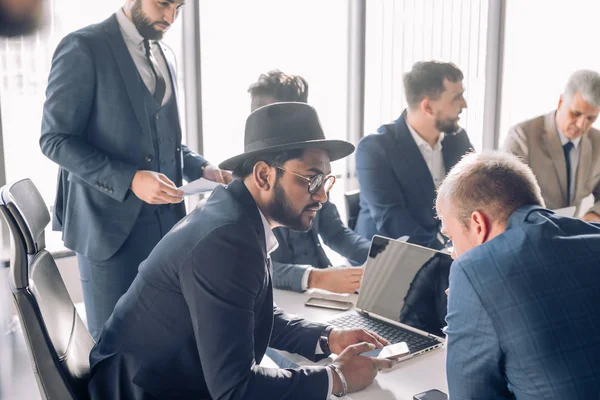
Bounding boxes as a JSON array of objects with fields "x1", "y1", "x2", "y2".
[
  {"x1": 503, "y1": 69, "x2": 600, "y2": 222},
  {"x1": 437, "y1": 151, "x2": 600, "y2": 399}
]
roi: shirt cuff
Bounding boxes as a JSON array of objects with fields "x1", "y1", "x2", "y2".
[
  {"x1": 315, "y1": 339, "x2": 324, "y2": 355},
  {"x1": 301, "y1": 266, "x2": 314, "y2": 291},
  {"x1": 325, "y1": 365, "x2": 333, "y2": 399}
]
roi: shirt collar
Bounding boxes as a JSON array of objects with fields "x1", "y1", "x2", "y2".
[
  {"x1": 116, "y1": 7, "x2": 145, "y2": 46},
  {"x1": 406, "y1": 121, "x2": 444, "y2": 151},
  {"x1": 554, "y1": 115, "x2": 582, "y2": 149},
  {"x1": 257, "y1": 208, "x2": 279, "y2": 256}
]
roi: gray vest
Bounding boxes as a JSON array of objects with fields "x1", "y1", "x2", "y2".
[{"x1": 139, "y1": 78, "x2": 185, "y2": 218}]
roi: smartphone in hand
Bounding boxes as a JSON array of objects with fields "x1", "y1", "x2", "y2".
[
  {"x1": 362, "y1": 342, "x2": 409, "y2": 361},
  {"x1": 378, "y1": 342, "x2": 410, "y2": 361}
]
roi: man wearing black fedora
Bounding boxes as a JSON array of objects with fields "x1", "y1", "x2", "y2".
[{"x1": 88, "y1": 102, "x2": 393, "y2": 399}]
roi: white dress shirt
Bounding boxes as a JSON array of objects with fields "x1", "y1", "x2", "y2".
[
  {"x1": 555, "y1": 120, "x2": 582, "y2": 205},
  {"x1": 406, "y1": 123, "x2": 446, "y2": 188},
  {"x1": 257, "y1": 209, "x2": 333, "y2": 399},
  {"x1": 116, "y1": 8, "x2": 173, "y2": 106}
]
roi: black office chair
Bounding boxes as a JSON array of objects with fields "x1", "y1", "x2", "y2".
[
  {"x1": 344, "y1": 189, "x2": 360, "y2": 230},
  {"x1": 0, "y1": 178, "x2": 94, "y2": 400}
]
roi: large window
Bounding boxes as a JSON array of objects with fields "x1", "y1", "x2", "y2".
[
  {"x1": 0, "y1": 1, "x2": 184, "y2": 252},
  {"x1": 498, "y1": 0, "x2": 600, "y2": 147},
  {"x1": 364, "y1": 0, "x2": 489, "y2": 151},
  {"x1": 199, "y1": 0, "x2": 350, "y2": 207}
]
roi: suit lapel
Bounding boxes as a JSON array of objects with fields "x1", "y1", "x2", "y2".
[
  {"x1": 102, "y1": 14, "x2": 152, "y2": 142},
  {"x1": 158, "y1": 44, "x2": 182, "y2": 144},
  {"x1": 227, "y1": 181, "x2": 267, "y2": 261},
  {"x1": 541, "y1": 112, "x2": 569, "y2": 203},
  {"x1": 158, "y1": 45, "x2": 179, "y2": 102},
  {"x1": 392, "y1": 113, "x2": 436, "y2": 200},
  {"x1": 575, "y1": 134, "x2": 592, "y2": 201},
  {"x1": 442, "y1": 132, "x2": 466, "y2": 173}
]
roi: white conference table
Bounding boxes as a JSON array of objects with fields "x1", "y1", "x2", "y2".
[{"x1": 272, "y1": 289, "x2": 448, "y2": 400}]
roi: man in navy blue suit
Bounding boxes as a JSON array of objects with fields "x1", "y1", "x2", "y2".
[
  {"x1": 39, "y1": 0, "x2": 231, "y2": 340},
  {"x1": 249, "y1": 70, "x2": 369, "y2": 294},
  {"x1": 355, "y1": 61, "x2": 472, "y2": 249},
  {"x1": 437, "y1": 151, "x2": 600, "y2": 399},
  {"x1": 88, "y1": 102, "x2": 394, "y2": 399}
]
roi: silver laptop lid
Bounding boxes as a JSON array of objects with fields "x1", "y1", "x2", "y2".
[{"x1": 357, "y1": 235, "x2": 453, "y2": 336}]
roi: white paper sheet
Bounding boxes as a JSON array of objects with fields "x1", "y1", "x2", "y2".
[
  {"x1": 178, "y1": 178, "x2": 221, "y2": 196},
  {"x1": 553, "y1": 205, "x2": 576, "y2": 217},
  {"x1": 577, "y1": 194, "x2": 595, "y2": 217}
]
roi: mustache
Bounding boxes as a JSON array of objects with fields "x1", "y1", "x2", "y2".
[{"x1": 304, "y1": 203, "x2": 322, "y2": 211}]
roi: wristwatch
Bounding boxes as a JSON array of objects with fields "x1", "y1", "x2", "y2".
[{"x1": 319, "y1": 326, "x2": 334, "y2": 356}]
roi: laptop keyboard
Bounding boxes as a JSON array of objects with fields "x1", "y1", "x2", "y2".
[{"x1": 328, "y1": 313, "x2": 439, "y2": 353}]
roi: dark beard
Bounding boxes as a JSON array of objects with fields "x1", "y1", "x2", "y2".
[
  {"x1": 0, "y1": 5, "x2": 41, "y2": 37},
  {"x1": 435, "y1": 116, "x2": 459, "y2": 134},
  {"x1": 131, "y1": 0, "x2": 164, "y2": 40},
  {"x1": 267, "y1": 179, "x2": 313, "y2": 232}
]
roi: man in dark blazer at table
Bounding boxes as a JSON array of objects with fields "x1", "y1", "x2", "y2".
[
  {"x1": 248, "y1": 70, "x2": 369, "y2": 294},
  {"x1": 88, "y1": 103, "x2": 393, "y2": 399},
  {"x1": 355, "y1": 61, "x2": 472, "y2": 249},
  {"x1": 438, "y1": 151, "x2": 600, "y2": 399},
  {"x1": 39, "y1": 0, "x2": 231, "y2": 340}
]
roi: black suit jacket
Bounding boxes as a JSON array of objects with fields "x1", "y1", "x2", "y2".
[
  {"x1": 355, "y1": 111, "x2": 472, "y2": 248},
  {"x1": 88, "y1": 181, "x2": 330, "y2": 400}
]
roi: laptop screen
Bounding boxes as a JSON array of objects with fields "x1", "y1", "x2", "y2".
[{"x1": 357, "y1": 235, "x2": 453, "y2": 336}]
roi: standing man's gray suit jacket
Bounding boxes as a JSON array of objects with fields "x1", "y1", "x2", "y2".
[
  {"x1": 39, "y1": 14, "x2": 207, "y2": 262},
  {"x1": 504, "y1": 111, "x2": 600, "y2": 217}
]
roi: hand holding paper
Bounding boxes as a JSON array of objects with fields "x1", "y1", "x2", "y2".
[{"x1": 178, "y1": 178, "x2": 222, "y2": 196}]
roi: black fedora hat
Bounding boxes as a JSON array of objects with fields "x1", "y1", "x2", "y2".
[{"x1": 219, "y1": 102, "x2": 355, "y2": 171}]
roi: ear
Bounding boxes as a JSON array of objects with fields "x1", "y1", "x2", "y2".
[
  {"x1": 557, "y1": 94, "x2": 563, "y2": 110},
  {"x1": 252, "y1": 161, "x2": 273, "y2": 192},
  {"x1": 420, "y1": 97, "x2": 434, "y2": 117},
  {"x1": 470, "y1": 211, "x2": 490, "y2": 245}
]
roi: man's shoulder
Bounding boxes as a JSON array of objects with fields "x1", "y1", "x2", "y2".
[
  {"x1": 586, "y1": 126, "x2": 600, "y2": 144},
  {"x1": 190, "y1": 187, "x2": 249, "y2": 231},
  {"x1": 511, "y1": 113, "x2": 548, "y2": 137},
  {"x1": 358, "y1": 125, "x2": 391, "y2": 147},
  {"x1": 457, "y1": 209, "x2": 600, "y2": 279},
  {"x1": 59, "y1": 17, "x2": 113, "y2": 50}
]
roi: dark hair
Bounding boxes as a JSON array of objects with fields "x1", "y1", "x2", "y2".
[
  {"x1": 232, "y1": 148, "x2": 307, "y2": 180},
  {"x1": 403, "y1": 61, "x2": 464, "y2": 109},
  {"x1": 248, "y1": 70, "x2": 309, "y2": 108}
]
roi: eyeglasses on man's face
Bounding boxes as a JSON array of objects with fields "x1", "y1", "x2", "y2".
[{"x1": 270, "y1": 164, "x2": 336, "y2": 195}]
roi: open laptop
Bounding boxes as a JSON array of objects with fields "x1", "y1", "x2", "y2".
[{"x1": 327, "y1": 235, "x2": 452, "y2": 360}]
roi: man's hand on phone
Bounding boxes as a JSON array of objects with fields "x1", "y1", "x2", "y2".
[
  {"x1": 331, "y1": 342, "x2": 394, "y2": 394},
  {"x1": 328, "y1": 327, "x2": 388, "y2": 356}
]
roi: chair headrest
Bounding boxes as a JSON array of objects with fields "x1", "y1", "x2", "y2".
[{"x1": 0, "y1": 179, "x2": 50, "y2": 254}]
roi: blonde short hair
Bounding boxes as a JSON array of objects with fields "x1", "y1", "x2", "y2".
[{"x1": 436, "y1": 151, "x2": 545, "y2": 226}]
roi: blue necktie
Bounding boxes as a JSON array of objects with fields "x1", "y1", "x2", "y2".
[{"x1": 563, "y1": 141, "x2": 574, "y2": 204}]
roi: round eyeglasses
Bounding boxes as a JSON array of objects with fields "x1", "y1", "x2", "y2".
[{"x1": 271, "y1": 164, "x2": 336, "y2": 195}]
